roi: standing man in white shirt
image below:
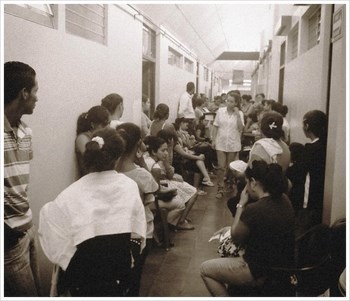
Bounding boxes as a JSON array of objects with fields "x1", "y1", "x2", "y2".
[{"x1": 178, "y1": 82, "x2": 196, "y2": 134}]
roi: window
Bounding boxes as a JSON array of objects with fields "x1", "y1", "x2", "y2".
[
  {"x1": 280, "y1": 42, "x2": 286, "y2": 67},
  {"x1": 308, "y1": 7, "x2": 321, "y2": 49},
  {"x1": 143, "y1": 25, "x2": 156, "y2": 59},
  {"x1": 204, "y1": 67, "x2": 209, "y2": 81},
  {"x1": 4, "y1": 4, "x2": 55, "y2": 28},
  {"x1": 184, "y1": 57, "x2": 194, "y2": 73},
  {"x1": 168, "y1": 47, "x2": 182, "y2": 68},
  {"x1": 290, "y1": 26, "x2": 299, "y2": 60},
  {"x1": 66, "y1": 4, "x2": 107, "y2": 45}
]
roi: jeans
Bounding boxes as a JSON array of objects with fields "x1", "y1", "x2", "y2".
[
  {"x1": 4, "y1": 226, "x2": 42, "y2": 296},
  {"x1": 200, "y1": 256, "x2": 258, "y2": 296}
]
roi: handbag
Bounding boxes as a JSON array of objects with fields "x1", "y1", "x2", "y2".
[
  {"x1": 217, "y1": 236, "x2": 243, "y2": 257},
  {"x1": 216, "y1": 229, "x2": 244, "y2": 257}
]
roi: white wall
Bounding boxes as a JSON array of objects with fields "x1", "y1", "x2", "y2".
[
  {"x1": 266, "y1": 4, "x2": 346, "y2": 226},
  {"x1": 157, "y1": 30, "x2": 196, "y2": 123},
  {"x1": 4, "y1": 4, "x2": 143, "y2": 294},
  {"x1": 197, "y1": 64, "x2": 212, "y2": 97},
  {"x1": 283, "y1": 5, "x2": 332, "y2": 144},
  {"x1": 323, "y1": 4, "x2": 347, "y2": 225}
]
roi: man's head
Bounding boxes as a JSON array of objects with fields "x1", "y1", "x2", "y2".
[
  {"x1": 186, "y1": 82, "x2": 195, "y2": 95},
  {"x1": 4, "y1": 61, "x2": 38, "y2": 114}
]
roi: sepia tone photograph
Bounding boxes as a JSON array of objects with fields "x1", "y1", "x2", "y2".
[{"x1": 2, "y1": 1, "x2": 348, "y2": 298}]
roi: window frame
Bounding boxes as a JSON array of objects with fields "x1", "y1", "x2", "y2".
[
  {"x1": 65, "y1": 4, "x2": 107, "y2": 45},
  {"x1": 4, "y1": 4, "x2": 56, "y2": 29}
]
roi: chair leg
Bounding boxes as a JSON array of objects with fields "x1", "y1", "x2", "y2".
[{"x1": 159, "y1": 207, "x2": 171, "y2": 251}]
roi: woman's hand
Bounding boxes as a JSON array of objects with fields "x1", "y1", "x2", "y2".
[
  {"x1": 198, "y1": 154, "x2": 205, "y2": 161},
  {"x1": 239, "y1": 185, "x2": 249, "y2": 207}
]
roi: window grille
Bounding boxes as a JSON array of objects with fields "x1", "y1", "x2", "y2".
[
  {"x1": 143, "y1": 25, "x2": 156, "y2": 59},
  {"x1": 66, "y1": 4, "x2": 106, "y2": 45},
  {"x1": 4, "y1": 4, "x2": 55, "y2": 28},
  {"x1": 168, "y1": 47, "x2": 182, "y2": 68},
  {"x1": 308, "y1": 7, "x2": 321, "y2": 49},
  {"x1": 291, "y1": 26, "x2": 298, "y2": 60},
  {"x1": 184, "y1": 57, "x2": 194, "y2": 73}
]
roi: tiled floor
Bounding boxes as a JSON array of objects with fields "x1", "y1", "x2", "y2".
[{"x1": 140, "y1": 175, "x2": 233, "y2": 297}]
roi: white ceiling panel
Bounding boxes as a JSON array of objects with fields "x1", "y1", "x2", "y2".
[{"x1": 134, "y1": 3, "x2": 272, "y2": 80}]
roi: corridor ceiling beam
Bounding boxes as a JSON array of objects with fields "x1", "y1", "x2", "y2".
[{"x1": 216, "y1": 52, "x2": 259, "y2": 61}]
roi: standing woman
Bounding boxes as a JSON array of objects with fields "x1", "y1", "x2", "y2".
[
  {"x1": 212, "y1": 92, "x2": 244, "y2": 199},
  {"x1": 39, "y1": 127, "x2": 146, "y2": 296},
  {"x1": 75, "y1": 105, "x2": 110, "y2": 177},
  {"x1": 141, "y1": 95, "x2": 152, "y2": 139},
  {"x1": 300, "y1": 110, "x2": 328, "y2": 227}
]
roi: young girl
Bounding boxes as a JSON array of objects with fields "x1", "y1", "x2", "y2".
[
  {"x1": 144, "y1": 136, "x2": 198, "y2": 230},
  {"x1": 39, "y1": 127, "x2": 146, "y2": 296}
]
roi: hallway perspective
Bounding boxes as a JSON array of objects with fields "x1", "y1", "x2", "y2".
[{"x1": 140, "y1": 175, "x2": 233, "y2": 297}]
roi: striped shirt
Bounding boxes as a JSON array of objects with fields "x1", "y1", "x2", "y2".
[{"x1": 4, "y1": 116, "x2": 33, "y2": 231}]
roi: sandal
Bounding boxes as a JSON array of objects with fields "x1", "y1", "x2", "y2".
[
  {"x1": 202, "y1": 179, "x2": 214, "y2": 187},
  {"x1": 197, "y1": 189, "x2": 207, "y2": 196},
  {"x1": 176, "y1": 220, "x2": 195, "y2": 230},
  {"x1": 216, "y1": 190, "x2": 224, "y2": 199}
]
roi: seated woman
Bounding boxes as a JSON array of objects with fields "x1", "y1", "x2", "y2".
[
  {"x1": 143, "y1": 136, "x2": 198, "y2": 230},
  {"x1": 116, "y1": 122, "x2": 158, "y2": 297},
  {"x1": 157, "y1": 127, "x2": 211, "y2": 194},
  {"x1": 248, "y1": 111, "x2": 290, "y2": 174},
  {"x1": 101, "y1": 93, "x2": 124, "y2": 129},
  {"x1": 174, "y1": 117, "x2": 214, "y2": 187},
  {"x1": 149, "y1": 103, "x2": 176, "y2": 137},
  {"x1": 200, "y1": 160, "x2": 295, "y2": 297},
  {"x1": 75, "y1": 105, "x2": 110, "y2": 177},
  {"x1": 39, "y1": 127, "x2": 146, "y2": 297}
]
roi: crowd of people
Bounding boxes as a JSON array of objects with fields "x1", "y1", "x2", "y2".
[{"x1": 4, "y1": 62, "x2": 328, "y2": 297}]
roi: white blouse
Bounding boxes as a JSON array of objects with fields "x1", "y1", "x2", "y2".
[{"x1": 213, "y1": 107, "x2": 244, "y2": 152}]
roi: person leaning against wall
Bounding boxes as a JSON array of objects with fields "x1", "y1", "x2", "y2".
[{"x1": 4, "y1": 61, "x2": 42, "y2": 296}]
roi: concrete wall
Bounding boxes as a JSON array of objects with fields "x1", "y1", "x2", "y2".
[
  {"x1": 264, "y1": 4, "x2": 346, "y2": 225},
  {"x1": 156, "y1": 28, "x2": 197, "y2": 123},
  {"x1": 323, "y1": 4, "x2": 347, "y2": 225},
  {"x1": 4, "y1": 4, "x2": 143, "y2": 294}
]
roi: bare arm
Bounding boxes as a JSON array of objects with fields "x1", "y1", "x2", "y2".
[
  {"x1": 231, "y1": 186, "x2": 250, "y2": 244},
  {"x1": 174, "y1": 143, "x2": 204, "y2": 161}
]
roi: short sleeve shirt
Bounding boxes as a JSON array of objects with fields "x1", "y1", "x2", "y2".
[
  {"x1": 241, "y1": 195, "x2": 295, "y2": 278},
  {"x1": 4, "y1": 116, "x2": 33, "y2": 230},
  {"x1": 213, "y1": 107, "x2": 244, "y2": 152}
]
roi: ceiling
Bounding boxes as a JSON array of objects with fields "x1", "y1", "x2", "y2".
[{"x1": 134, "y1": 3, "x2": 273, "y2": 80}]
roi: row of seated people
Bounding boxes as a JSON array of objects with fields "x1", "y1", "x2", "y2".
[
  {"x1": 199, "y1": 107, "x2": 330, "y2": 297},
  {"x1": 40, "y1": 93, "x2": 221, "y2": 297}
]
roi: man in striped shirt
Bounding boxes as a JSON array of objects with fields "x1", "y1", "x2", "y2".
[{"x1": 4, "y1": 61, "x2": 41, "y2": 296}]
